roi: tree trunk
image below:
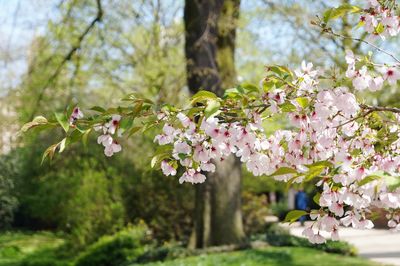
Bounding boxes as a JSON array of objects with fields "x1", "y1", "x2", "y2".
[{"x1": 184, "y1": 0, "x2": 245, "y2": 248}]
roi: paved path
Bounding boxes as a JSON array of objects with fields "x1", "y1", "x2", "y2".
[{"x1": 281, "y1": 222, "x2": 400, "y2": 266}]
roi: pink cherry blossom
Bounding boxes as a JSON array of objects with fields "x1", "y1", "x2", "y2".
[{"x1": 161, "y1": 161, "x2": 177, "y2": 176}]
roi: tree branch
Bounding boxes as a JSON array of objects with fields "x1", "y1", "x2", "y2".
[
  {"x1": 360, "y1": 104, "x2": 400, "y2": 114},
  {"x1": 29, "y1": 0, "x2": 103, "y2": 121}
]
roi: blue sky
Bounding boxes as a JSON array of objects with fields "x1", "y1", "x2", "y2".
[{"x1": 0, "y1": 0, "x2": 58, "y2": 92}]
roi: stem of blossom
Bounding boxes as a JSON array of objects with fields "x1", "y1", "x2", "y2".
[
  {"x1": 337, "y1": 104, "x2": 400, "y2": 128},
  {"x1": 335, "y1": 110, "x2": 373, "y2": 129}
]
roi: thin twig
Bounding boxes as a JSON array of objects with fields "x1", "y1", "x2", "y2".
[
  {"x1": 322, "y1": 27, "x2": 400, "y2": 64},
  {"x1": 29, "y1": 0, "x2": 103, "y2": 121}
]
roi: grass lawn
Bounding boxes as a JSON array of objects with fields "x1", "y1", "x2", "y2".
[
  {"x1": 0, "y1": 231, "x2": 66, "y2": 266},
  {"x1": 0, "y1": 231, "x2": 381, "y2": 266},
  {"x1": 135, "y1": 247, "x2": 380, "y2": 266}
]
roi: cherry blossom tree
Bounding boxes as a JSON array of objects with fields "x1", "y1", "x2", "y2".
[{"x1": 22, "y1": 0, "x2": 400, "y2": 244}]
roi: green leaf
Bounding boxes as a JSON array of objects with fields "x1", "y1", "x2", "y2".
[
  {"x1": 127, "y1": 126, "x2": 142, "y2": 137},
  {"x1": 323, "y1": 4, "x2": 361, "y2": 23},
  {"x1": 261, "y1": 79, "x2": 275, "y2": 92},
  {"x1": 313, "y1": 192, "x2": 321, "y2": 205},
  {"x1": 305, "y1": 161, "x2": 333, "y2": 168},
  {"x1": 161, "y1": 104, "x2": 179, "y2": 112},
  {"x1": 54, "y1": 112, "x2": 69, "y2": 133},
  {"x1": 355, "y1": 20, "x2": 365, "y2": 29},
  {"x1": 90, "y1": 106, "x2": 106, "y2": 113},
  {"x1": 204, "y1": 99, "x2": 221, "y2": 118},
  {"x1": 69, "y1": 130, "x2": 83, "y2": 143},
  {"x1": 121, "y1": 92, "x2": 140, "y2": 101},
  {"x1": 59, "y1": 138, "x2": 67, "y2": 153},
  {"x1": 187, "y1": 107, "x2": 204, "y2": 117},
  {"x1": 82, "y1": 129, "x2": 92, "y2": 147},
  {"x1": 41, "y1": 143, "x2": 60, "y2": 164},
  {"x1": 304, "y1": 165, "x2": 326, "y2": 182},
  {"x1": 151, "y1": 153, "x2": 171, "y2": 168},
  {"x1": 119, "y1": 117, "x2": 134, "y2": 131},
  {"x1": 296, "y1": 97, "x2": 310, "y2": 109},
  {"x1": 279, "y1": 102, "x2": 297, "y2": 112},
  {"x1": 21, "y1": 116, "x2": 48, "y2": 132},
  {"x1": 191, "y1": 90, "x2": 218, "y2": 104},
  {"x1": 151, "y1": 144, "x2": 173, "y2": 168},
  {"x1": 375, "y1": 23, "x2": 385, "y2": 34},
  {"x1": 130, "y1": 101, "x2": 144, "y2": 117},
  {"x1": 303, "y1": 161, "x2": 332, "y2": 182},
  {"x1": 269, "y1": 167, "x2": 298, "y2": 177},
  {"x1": 241, "y1": 83, "x2": 259, "y2": 93},
  {"x1": 284, "y1": 210, "x2": 308, "y2": 224},
  {"x1": 358, "y1": 175, "x2": 381, "y2": 187},
  {"x1": 268, "y1": 65, "x2": 293, "y2": 77},
  {"x1": 224, "y1": 88, "x2": 241, "y2": 98}
]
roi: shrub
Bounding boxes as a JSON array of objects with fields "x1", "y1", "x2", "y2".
[
  {"x1": 0, "y1": 154, "x2": 19, "y2": 229},
  {"x1": 265, "y1": 223, "x2": 357, "y2": 256},
  {"x1": 74, "y1": 223, "x2": 150, "y2": 266},
  {"x1": 242, "y1": 192, "x2": 269, "y2": 235}
]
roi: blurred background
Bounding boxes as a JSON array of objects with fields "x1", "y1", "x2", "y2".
[{"x1": 0, "y1": 0, "x2": 399, "y2": 265}]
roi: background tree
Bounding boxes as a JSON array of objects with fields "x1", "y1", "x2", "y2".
[{"x1": 184, "y1": 0, "x2": 244, "y2": 247}]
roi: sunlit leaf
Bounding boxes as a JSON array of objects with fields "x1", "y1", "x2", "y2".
[
  {"x1": 21, "y1": 116, "x2": 48, "y2": 132},
  {"x1": 358, "y1": 175, "x2": 381, "y2": 187},
  {"x1": 284, "y1": 210, "x2": 308, "y2": 224},
  {"x1": 191, "y1": 90, "x2": 218, "y2": 104},
  {"x1": 204, "y1": 99, "x2": 221, "y2": 118},
  {"x1": 323, "y1": 4, "x2": 361, "y2": 23},
  {"x1": 54, "y1": 112, "x2": 69, "y2": 133}
]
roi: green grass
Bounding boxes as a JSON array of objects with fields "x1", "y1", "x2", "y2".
[
  {"x1": 134, "y1": 247, "x2": 380, "y2": 266},
  {"x1": 0, "y1": 231, "x2": 66, "y2": 266},
  {"x1": 0, "y1": 232, "x2": 381, "y2": 266}
]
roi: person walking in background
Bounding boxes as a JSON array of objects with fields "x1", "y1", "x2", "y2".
[{"x1": 295, "y1": 189, "x2": 308, "y2": 226}]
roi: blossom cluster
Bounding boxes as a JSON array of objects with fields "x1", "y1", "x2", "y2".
[
  {"x1": 345, "y1": 50, "x2": 400, "y2": 91},
  {"x1": 154, "y1": 111, "x2": 275, "y2": 184},
  {"x1": 362, "y1": 0, "x2": 400, "y2": 39},
  {"x1": 94, "y1": 115, "x2": 122, "y2": 157},
  {"x1": 152, "y1": 56, "x2": 400, "y2": 243},
  {"x1": 285, "y1": 66, "x2": 400, "y2": 243}
]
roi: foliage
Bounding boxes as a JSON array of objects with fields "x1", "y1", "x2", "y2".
[
  {"x1": 241, "y1": 191, "x2": 269, "y2": 235},
  {"x1": 9, "y1": 128, "x2": 194, "y2": 247},
  {"x1": 0, "y1": 155, "x2": 18, "y2": 229},
  {"x1": 121, "y1": 167, "x2": 193, "y2": 243},
  {"x1": 265, "y1": 223, "x2": 357, "y2": 256},
  {"x1": 74, "y1": 223, "x2": 151, "y2": 266},
  {"x1": 11, "y1": 138, "x2": 125, "y2": 246}
]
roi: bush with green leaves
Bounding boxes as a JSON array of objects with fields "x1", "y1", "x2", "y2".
[
  {"x1": 74, "y1": 223, "x2": 151, "y2": 266},
  {"x1": 242, "y1": 191, "x2": 269, "y2": 236},
  {"x1": 0, "y1": 154, "x2": 18, "y2": 229},
  {"x1": 10, "y1": 130, "x2": 194, "y2": 246},
  {"x1": 265, "y1": 223, "x2": 357, "y2": 256}
]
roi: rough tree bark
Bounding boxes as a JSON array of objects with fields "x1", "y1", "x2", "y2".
[{"x1": 184, "y1": 0, "x2": 245, "y2": 248}]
